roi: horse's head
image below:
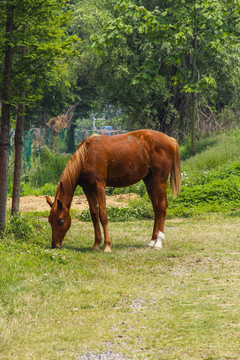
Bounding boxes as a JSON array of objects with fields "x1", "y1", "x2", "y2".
[{"x1": 46, "y1": 196, "x2": 71, "y2": 248}]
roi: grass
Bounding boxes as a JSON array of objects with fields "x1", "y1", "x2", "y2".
[
  {"x1": 0, "y1": 214, "x2": 240, "y2": 359},
  {"x1": 2, "y1": 128, "x2": 240, "y2": 358}
]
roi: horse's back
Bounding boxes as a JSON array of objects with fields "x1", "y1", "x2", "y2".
[
  {"x1": 78, "y1": 130, "x2": 178, "y2": 188},
  {"x1": 84, "y1": 129, "x2": 174, "y2": 153},
  {"x1": 86, "y1": 131, "x2": 151, "y2": 187}
]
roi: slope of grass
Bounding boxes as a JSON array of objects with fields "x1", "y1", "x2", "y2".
[
  {"x1": 167, "y1": 129, "x2": 240, "y2": 217},
  {"x1": 181, "y1": 128, "x2": 240, "y2": 170}
]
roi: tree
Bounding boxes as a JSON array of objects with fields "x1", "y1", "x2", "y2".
[
  {"x1": 0, "y1": 0, "x2": 78, "y2": 225},
  {"x1": 80, "y1": 0, "x2": 240, "y2": 147},
  {"x1": 0, "y1": 2, "x2": 14, "y2": 232},
  {"x1": 74, "y1": 0, "x2": 174, "y2": 132}
]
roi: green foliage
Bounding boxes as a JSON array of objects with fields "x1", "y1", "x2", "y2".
[
  {"x1": 168, "y1": 173, "x2": 240, "y2": 217},
  {"x1": 106, "y1": 181, "x2": 147, "y2": 198},
  {"x1": 182, "y1": 129, "x2": 240, "y2": 170},
  {"x1": 78, "y1": 198, "x2": 153, "y2": 222},
  {"x1": 77, "y1": 0, "x2": 240, "y2": 139},
  {"x1": 3, "y1": 211, "x2": 47, "y2": 244},
  {"x1": 0, "y1": 0, "x2": 79, "y2": 108},
  {"x1": 6, "y1": 147, "x2": 85, "y2": 197},
  {"x1": 5, "y1": 215, "x2": 35, "y2": 241},
  {"x1": 180, "y1": 137, "x2": 218, "y2": 161},
  {"x1": 28, "y1": 147, "x2": 70, "y2": 188},
  {"x1": 169, "y1": 130, "x2": 240, "y2": 217}
]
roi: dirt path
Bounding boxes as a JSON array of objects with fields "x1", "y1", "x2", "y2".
[{"x1": 7, "y1": 193, "x2": 140, "y2": 212}]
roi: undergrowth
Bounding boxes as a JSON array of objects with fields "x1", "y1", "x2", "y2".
[{"x1": 3, "y1": 211, "x2": 48, "y2": 246}]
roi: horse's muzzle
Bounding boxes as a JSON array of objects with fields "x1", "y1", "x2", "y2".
[{"x1": 52, "y1": 243, "x2": 62, "y2": 249}]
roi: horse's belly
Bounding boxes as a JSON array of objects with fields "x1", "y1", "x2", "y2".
[{"x1": 106, "y1": 162, "x2": 149, "y2": 187}]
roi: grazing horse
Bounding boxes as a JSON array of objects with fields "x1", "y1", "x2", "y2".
[{"x1": 46, "y1": 129, "x2": 181, "y2": 252}]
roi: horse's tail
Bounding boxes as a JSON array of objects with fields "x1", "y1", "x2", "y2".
[{"x1": 170, "y1": 138, "x2": 181, "y2": 197}]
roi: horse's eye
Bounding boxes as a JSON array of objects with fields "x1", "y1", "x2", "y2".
[{"x1": 57, "y1": 219, "x2": 64, "y2": 225}]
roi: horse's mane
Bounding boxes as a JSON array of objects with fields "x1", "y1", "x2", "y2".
[
  {"x1": 57, "y1": 141, "x2": 87, "y2": 197},
  {"x1": 57, "y1": 134, "x2": 100, "y2": 198}
]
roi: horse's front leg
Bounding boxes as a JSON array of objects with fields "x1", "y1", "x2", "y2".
[
  {"x1": 84, "y1": 189, "x2": 102, "y2": 250},
  {"x1": 96, "y1": 184, "x2": 111, "y2": 253}
]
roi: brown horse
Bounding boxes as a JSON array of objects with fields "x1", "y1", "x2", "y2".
[{"x1": 46, "y1": 129, "x2": 181, "y2": 252}]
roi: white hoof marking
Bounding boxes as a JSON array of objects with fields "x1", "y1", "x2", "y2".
[
  {"x1": 147, "y1": 239, "x2": 156, "y2": 247},
  {"x1": 154, "y1": 231, "x2": 165, "y2": 250}
]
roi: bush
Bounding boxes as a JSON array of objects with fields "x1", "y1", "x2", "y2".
[
  {"x1": 2, "y1": 212, "x2": 49, "y2": 249},
  {"x1": 4, "y1": 213, "x2": 38, "y2": 242}
]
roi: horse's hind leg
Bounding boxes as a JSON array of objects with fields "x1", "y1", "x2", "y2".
[
  {"x1": 95, "y1": 184, "x2": 112, "y2": 253},
  {"x1": 144, "y1": 174, "x2": 168, "y2": 249},
  {"x1": 84, "y1": 189, "x2": 102, "y2": 250},
  {"x1": 153, "y1": 182, "x2": 168, "y2": 249}
]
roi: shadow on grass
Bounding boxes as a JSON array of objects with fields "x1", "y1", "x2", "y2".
[{"x1": 65, "y1": 242, "x2": 145, "y2": 253}]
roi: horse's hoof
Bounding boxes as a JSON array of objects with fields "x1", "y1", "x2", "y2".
[
  {"x1": 147, "y1": 240, "x2": 156, "y2": 247},
  {"x1": 104, "y1": 247, "x2": 112, "y2": 253},
  {"x1": 154, "y1": 236, "x2": 163, "y2": 250}
]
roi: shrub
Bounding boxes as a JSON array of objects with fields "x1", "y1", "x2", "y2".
[
  {"x1": 5, "y1": 214, "x2": 36, "y2": 241},
  {"x1": 3, "y1": 212, "x2": 49, "y2": 247}
]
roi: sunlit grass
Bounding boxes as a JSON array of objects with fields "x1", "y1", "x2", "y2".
[
  {"x1": 1, "y1": 215, "x2": 240, "y2": 359},
  {"x1": 181, "y1": 129, "x2": 240, "y2": 177}
]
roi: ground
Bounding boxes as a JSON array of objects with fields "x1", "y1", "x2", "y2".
[{"x1": 7, "y1": 193, "x2": 140, "y2": 212}]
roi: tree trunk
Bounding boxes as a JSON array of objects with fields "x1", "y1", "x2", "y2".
[
  {"x1": 178, "y1": 110, "x2": 184, "y2": 145},
  {"x1": 0, "y1": 3, "x2": 14, "y2": 232},
  {"x1": 11, "y1": 103, "x2": 25, "y2": 216},
  {"x1": 191, "y1": 91, "x2": 197, "y2": 152},
  {"x1": 67, "y1": 123, "x2": 76, "y2": 153},
  {"x1": 11, "y1": 43, "x2": 27, "y2": 216},
  {"x1": 191, "y1": 12, "x2": 198, "y2": 153}
]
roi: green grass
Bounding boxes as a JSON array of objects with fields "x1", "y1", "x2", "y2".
[
  {"x1": 2, "y1": 128, "x2": 240, "y2": 358},
  {"x1": 0, "y1": 213, "x2": 240, "y2": 359},
  {"x1": 181, "y1": 129, "x2": 240, "y2": 170}
]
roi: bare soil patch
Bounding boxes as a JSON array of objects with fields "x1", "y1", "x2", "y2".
[{"x1": 7, "y1": 193, "x2": 140, "y2": 213}]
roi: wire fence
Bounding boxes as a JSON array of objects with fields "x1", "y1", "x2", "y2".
[{"x1": 9, "y1": 127, "x2": 126, "y2": 173}]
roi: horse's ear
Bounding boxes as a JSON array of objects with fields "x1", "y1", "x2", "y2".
[
  {"x1": 46, "y1": 196, "x2": 53, "y2": 208},
  {"x1": 57, "y1": 199, "x2": 63, "y2": 211}
]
